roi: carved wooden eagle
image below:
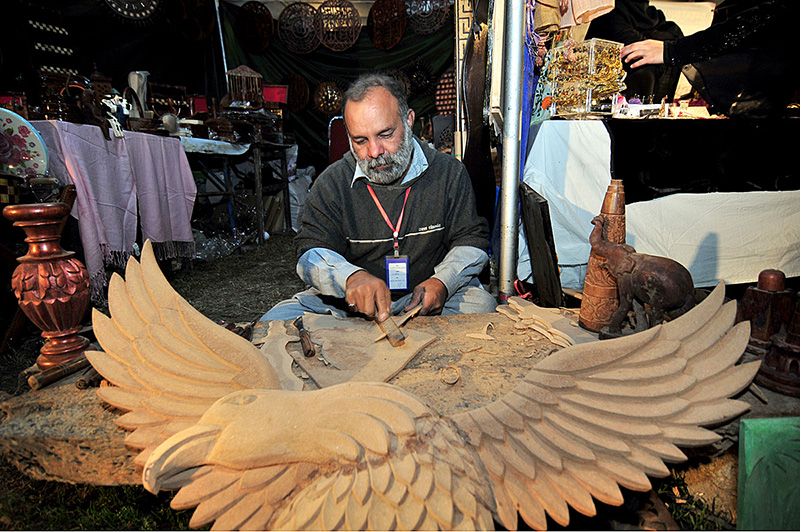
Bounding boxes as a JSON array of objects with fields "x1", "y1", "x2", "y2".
[{"x1": 86, "y1": 241, "x2": 758, "y2": 531}]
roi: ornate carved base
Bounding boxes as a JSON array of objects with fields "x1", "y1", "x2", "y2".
[
  {"x1": 756, "y1": 334, "x2": 800, "y2": 398},
  {"x1": 3, "y1": 202, "x2": 90, "y2": 370},
  {"x1": 755, "y1": 299, "x2": 800, "y2": 398}
]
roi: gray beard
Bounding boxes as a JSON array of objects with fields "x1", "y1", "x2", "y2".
[{"x1": 351, "y1": 125, "x2": 414, "y2": 185}]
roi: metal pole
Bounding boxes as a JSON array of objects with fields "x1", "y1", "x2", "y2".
[
  {"x1": 215, "y1": 0, "x2": 230, "y2": 91},
  {"x1": 498, "y1": 0, "x2": 525, "y2": 302}
]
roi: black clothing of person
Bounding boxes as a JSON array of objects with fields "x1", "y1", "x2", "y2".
[
  {"x1": 586, "y1": 0, "x2": 684, "y2": 102},
  {"x1": 662, "y1": 0, "x2": 799, "y2": 117}
]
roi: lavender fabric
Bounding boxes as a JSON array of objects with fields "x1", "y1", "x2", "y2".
[{"x1": 32, "y1": 121, "x2": 196, "y2": 301}]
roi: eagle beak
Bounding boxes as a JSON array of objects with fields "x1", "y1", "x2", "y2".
[{"x1": 142, "y1": 423, "x2": 220, "y2": 494}]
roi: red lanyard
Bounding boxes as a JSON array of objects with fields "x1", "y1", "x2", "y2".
[{"x1": 366, "y1": 184, "x2": 410, "y2": 257}]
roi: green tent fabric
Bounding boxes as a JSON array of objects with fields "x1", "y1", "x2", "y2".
[{"x1": 220, "y1": 1, "x2": 455, "y2": 171}]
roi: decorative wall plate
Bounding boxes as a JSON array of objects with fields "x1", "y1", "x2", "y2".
[
  {"x1": 313, "y1": 81, "x2": 343, "y2": 115},
  {"x1": 284, "y1": 73, "x2": 310, "y2": 112},
  {"x1": 279, "y1": 2, "x2": 320, "y2": 54},
  {"x1": 385, "y1": 68, "x2": 411, "y2": 97},
  {"x1": 0, "y1": 108, "x2": 48, "y2": 177},
  {"x1": 405, "y1": 59, "x2": 434, "y2": 97},
  {"x1": 102, "y1": 0, "x2": 160, "y2": 21},
  {"x1": 235, "y1": 1, "x2": 274, "y2": 53},
  {"x1": 405, "y1": 0, "x2": 450, "y2": 35},
  {"x1": 315, "y1": 0, "x2": 361, "y2": 52},
  {"x1": 368, "y1": 0, "x2": 407, "y2": 51}
]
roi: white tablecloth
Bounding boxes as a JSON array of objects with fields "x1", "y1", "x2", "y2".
[{"x1": 519, "y1": 120, "x2": 800, "y2": 289}]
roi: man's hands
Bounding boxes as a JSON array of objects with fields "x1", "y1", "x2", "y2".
[
  {"x1": 404, "y1": 278, "x2": 447, "y2": 316},
  {"x1": 620, "y1": 39, "x2": 665, "y2": 68},
  {"x1": 345, "y1": 270, "x2": 392, "y2": 322},
  {"x1": 346, "y1": 271, "x2": 448, "y2": 321}
]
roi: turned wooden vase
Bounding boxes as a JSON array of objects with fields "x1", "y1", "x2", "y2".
[
  {"x1": 579, "y1": 179, "x2": 626, "y2": 332},
  {"x1": 3, "y1": 202, "x2": 90, "y2": 369}
]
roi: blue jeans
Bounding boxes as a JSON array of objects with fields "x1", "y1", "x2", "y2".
[{"x1": 260, "y1": 278, "x2": 497, "y2": 322}]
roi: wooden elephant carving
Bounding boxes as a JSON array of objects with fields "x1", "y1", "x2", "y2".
[{"x1": 589, "y1": 215, "x2": 696, "y2": 338}]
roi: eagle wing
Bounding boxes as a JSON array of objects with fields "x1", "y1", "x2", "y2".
[
  {"x1": 452, "y1": 283, "x2": 758, "y2": 530},
  {"x1": 143, "y1": 382, "x2": 497, "y2": 531},
  {"x1": 86, "y1": 240, "x2": 281, "y2": 466}
]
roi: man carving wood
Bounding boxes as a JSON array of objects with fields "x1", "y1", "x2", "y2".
[{"x1": 261, "y1": 73, "x2": 496, "y2": 324}]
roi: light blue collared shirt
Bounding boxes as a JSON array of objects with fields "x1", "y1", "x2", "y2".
[{"x1": 298, "y1": 139, "x2": 488, "y2": 302}]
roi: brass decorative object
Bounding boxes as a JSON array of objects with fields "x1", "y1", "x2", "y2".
[
  {"x1": 3, "y1": 202, "x2": 90, "y2": 370},
  {"x1": 315, "y1": 0, "x2": 362, "y2": 52},
  {"x1": 736, "y1": 269, "x2": 795, "y2": 357},
  {"x1": 579, "y1": 179, "x2": 625, "y2": 332},
  {"x1": 102, "y1": 0, "x2": 160, "y2": 22},
  {"x1": 87, "y1": 240, "x2": 758, "y2": 531},
  {"x1": 235, "y1": 1, "x2": 274, "y2": 54},
  {"x1": 405, "y1": 59, "x2": 434, "y2": 97},
  {"x1": 757, "y1": 298, "x2": 800, "y2": 397},
  {"x1": 386, "y1": 68, "x2": 411, "y2": 97},
  {"x1": 284, "y1": 72, "x2": 310, "y2": 112},
  {"x1": 313, "y1": 80, "x2": 343, "y2": 115},
  {"x1": 405, "y1": 0, "x2": 450, "y2": 35},
  {"x1": 368, "y1": 0, "x2": 407, "y2": 51},
  {"x1": 226, "y1": 65, "x2": 263, "y2": 107},
  {"x1": 548, "y1": 38, "x2": 626, "y2": 117},
  {"x1": 435, "y1": 68, "x2": 457, "y2": 114},
  {"x1": 278, "y1": 2, "x2": 320, "y2": 54},
  {"x1": 173, "y1": 0, "x2": 217, "y2": 42}
]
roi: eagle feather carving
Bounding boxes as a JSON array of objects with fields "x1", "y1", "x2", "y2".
[{"x1": 86, "y1": 241, "x2": 758, "y2": 530}]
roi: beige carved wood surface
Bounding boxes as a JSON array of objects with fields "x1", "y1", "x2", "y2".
[
  {"x1": 0, "y1": 241, "x2": 765, "y2": 531},
  {"x1": 280, "y1": 313, "x2": 436, "y2": 388}
]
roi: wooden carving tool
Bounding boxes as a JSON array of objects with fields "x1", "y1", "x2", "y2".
[
  {"x1": 376, "y1": 316, "x2": 406, "y2": 347},
  {"x1": 374, "y1": 304, "x2": 422, "y2": 344},
  {"x1": 28, "y1": 354, "x2": 90, "y2": 391},
  {"x1": 375, "y1": 303, "x2": 424, "y2": 347},
  {"x1": 292, "y1": 316, "x2": 316, "y2": 357}
]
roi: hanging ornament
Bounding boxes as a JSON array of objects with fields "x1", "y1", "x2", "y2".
[
  {"x1": 102, "y1": 0, "x2": 160, "y2": 23},
  {"x1": 385, "y1": 68, "x2": 411, "y2": 97},
  {"x1": 435, "y1": 67, "x2": 457, "y2": 114},
  {"x1": 174, "y1": 0, "x2": 216, "y2": 41},
  {"x1": 235, "y1": 1, "x2": 274, "y2": 54},
  {"x1": 405, "y1": 0, "x2": 450, "y2": 35},
  {"x1": 405, "y1": 59, "x2": 434, "y2": 97},
  {"x1": 314, "y1": 81, "x2": 343, "y2": 115},
  {"x1": 368, "y1": 0, "x2": 407, "y2": 51},
  {"x1": 315, "y1": 0, "x2": 362, "y2": 52},
  {"x1": 284, "y1": 72, "x2": 310, "y2": 112},
  {"x1": 279, "y1": 2, "x2": 320, "y2": 54}
]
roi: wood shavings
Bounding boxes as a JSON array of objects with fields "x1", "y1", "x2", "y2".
[
  {"x1": 498, "y1": 298, "x2": 577, "y2": 348},
  {"x1": 457, "y1": 346, "x2": 481, "y2": 353},
  {"x1": 495, "y1": 306, "x2": 518, "y2": 321},
  {"x1": 466, "y1": 322, "x2": 496, "y2": 341},
  {"x1": 440, "y1": 365, "x2": 460, "y2": 385}
]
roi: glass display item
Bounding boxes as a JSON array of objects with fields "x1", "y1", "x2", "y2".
[{"x1": 548, "y1": 38, "x2": 626, "y2": 118}]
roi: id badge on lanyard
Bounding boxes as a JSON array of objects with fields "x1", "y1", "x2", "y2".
[
  {"x1": 367, "y1": 184, "x2": 411, "y2": 292},
  {"x1": 385, "y1": 255, "x2": 409, "y2": 291}
]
